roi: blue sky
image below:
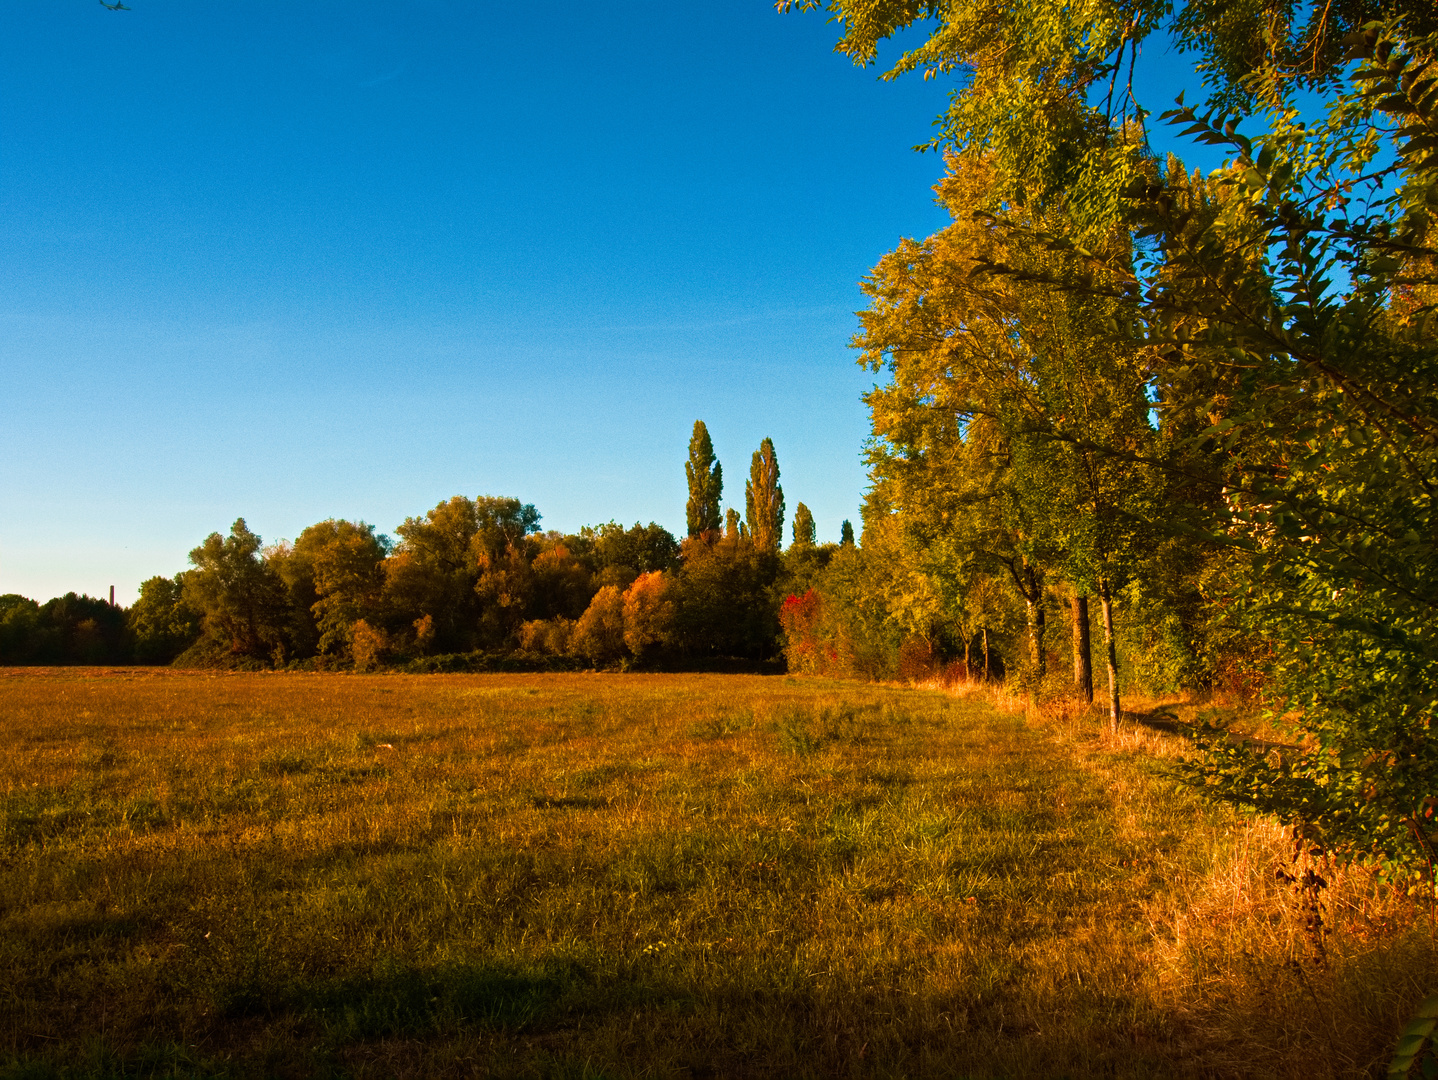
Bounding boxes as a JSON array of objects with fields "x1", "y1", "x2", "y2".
[{"x1": 1, "y1": 3, "x2": 1215, "y2": 605}]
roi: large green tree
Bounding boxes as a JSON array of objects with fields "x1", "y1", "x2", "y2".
[
  {"x1": 183, "y1": 519, "x2": 293, "y2": 664},
  {"x1": 287, "y1": 519, "x2": 390, "y2": 657},
  {"x1": 1112, "y1": 36, "x2": 1438, "y2": 876},
  {"x1": 791, "y1": 502, "x2": 817, "y2": 549},
  {"x1": 859, "y1": 155, "x2": 1166, "y2": 698},
  {"x1": 129, "y1": 575, "x2": 201, "y2": 664},
  {"x1": 672, "y1": 531, "x2": 781, "y2": 660},
  {"x1": 581, "y1": 521, "x2": 681, "y2": 580},
  {"x1": 384, "y1": 496, "x2": 537, "y2": 653}
]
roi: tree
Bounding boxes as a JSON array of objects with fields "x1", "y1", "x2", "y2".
[
  {"x1": 1115, "y1": 34, "x2": 1438, "y2": 877},
  {"x1": 350, "y1": 619, "x2": 389, "y2": 672},
  {"x1": 781, "y1": 0, "x2": 1437, "y2": 232},
  {"x1": 278, "y1": 520, "x2": 390, "y2": 659},
  {"x1": 1069, "y1": 590, "x2": 1093, "y2": 704},
  {"x1": 840, "y1": 519, "x2": 855, "y2": 546},
  {"x1": 474, "y1": 538, "x2": 535, "y2": 646},
  {"x1": 779, "y1": 534, "x2": 906, "y2": 680},
  {"x1": 794, "y1": 0, "x2": 1438, "y2": 875},
  {"x1": 745, "y1": 437, "x2": 785, "y2": 553},
  {"x1": 527, "y1": 541, "x2": 594, "y2": 622},
  {"x1": 571, "y1": 585, "x2": 627, "y2": 664},
  {"x1": 685, "y1": 420, "x2": 723, "y2": 537},
  {"x1": 622, "y1": 571, "x2": 676, "y2": 659},
  {"x1": 672, "y1": 532, "x2": 781, "y2": 659},
  {"x1": 856, "y1": 147, "x2": 1170, "y2": 709},
  {"x1": 582, "y1": 521, "x2": 680, "y2": 580},
  {"x1": 14, "y1": 593, "x2": 129, "y2": 665},
  {"x1": 384, "y1": 496, "x2": 486, "y2": 652},
  {"x1": 0, "y1": 595, "x2": 44, "y2": 664},
  {"x1": 791, "y1": 503, "x2": 816, "y2": 549},
  {"x1": 384, "y1": 495, "x2": 540, "y2": 653},
  {"x1": 129, "y1": 575, "x2": 201, "y2": 664},
  {"x1": 183, "y1": 518, "x2": 293, "y2": 664},
  {"x1": 724, "y1": 507, "x2": 743, "y2": 540},
  {"x1": 472, "y1": 497, "x2": 542, "y2": 559}
]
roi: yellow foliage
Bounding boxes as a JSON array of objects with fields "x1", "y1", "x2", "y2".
[
  {"x1": 622, "y1": 571, "x2": 674, "y2": 658},
  {"x1": 349, "y1": 619, "x2": 388, "y2": 672},
  {"x1": 518, "y1": 616, "x2": 574, "y2": 655},
  {"x1": 570, "y1": 585, "x2": 626, "y2": 664}
]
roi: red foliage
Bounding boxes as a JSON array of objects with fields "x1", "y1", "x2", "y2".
[{"x1": 779, "y1": 589, "x2": 839, "y2": 674}]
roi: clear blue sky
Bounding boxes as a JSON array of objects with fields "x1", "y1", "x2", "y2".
[{"x1": 1, "y1": 2, "x2": 1213, "y2": 605}]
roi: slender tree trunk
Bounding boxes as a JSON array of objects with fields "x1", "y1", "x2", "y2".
[
  {"x1": 982, "y1": 628, "x2": 990, "y2": 682},
  {"x1": 1006, "y1": 560, "x2": 1046, "y2": 684},
  {"x1": 1071, "y1": 594, "x2": 1093, "y2": 704},
  {"x1": 1026, "y1": 596, "x2": 1046, "y2": 681},
  {"x1": 1098, "y1": 578, "x2": 1120, "y2": 731},
  {"x1": 962, "y1": 633, "x2": 972, "y2": 683}
]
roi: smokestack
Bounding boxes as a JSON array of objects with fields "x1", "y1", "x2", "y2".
[{"x1": 109, "y1": 585, "x2": 115, "y2": 606}]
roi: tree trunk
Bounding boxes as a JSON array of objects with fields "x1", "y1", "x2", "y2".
[
  {"x1": 1005, "y1": 560, "x2": 1045, "y2": 684},
  {"x1": 1071, "y1": 594, "x2": 1093, "y2": 704},
  {"x1": 982, "y1": 628, "x2": 990, "y2": 682},
  {"x1": 1026, "y1": 596, "x2": 1046, "y2": 681},
  {"x1": 1098, "y1": 579, "x2": 1120, "y2": 731},
  {"x1": 962, "y1": 633, "x2": 972, "y2": 682}
]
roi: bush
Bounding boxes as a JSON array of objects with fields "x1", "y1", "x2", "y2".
[
  {"x1": 350, "y1": 620, "x2": 389, "y2": 672},
  {"x1": 517, "y1": 617, "x2": 574, "y2": 656}
]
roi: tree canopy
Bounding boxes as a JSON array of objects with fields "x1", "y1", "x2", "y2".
[
  {"x1": 788, "y1": 0, "x2": 1438, "y2": 879},
  {"x1": 780, "y1": 0, "x2": 1436, "y2": 227}
]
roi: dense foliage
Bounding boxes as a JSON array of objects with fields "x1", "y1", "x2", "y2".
[
  {"x1": 784, "y1": 0, "x2": 1438, "y2": 881},
  {"x1": 1, "y1": 428, "x2": 845, "y2": 673}
]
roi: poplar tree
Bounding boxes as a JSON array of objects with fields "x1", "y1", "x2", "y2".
[
  {"x1": 791, "y1": 503, "x2": 816, "y2": 549},
  {"x1": 745, "y1": 438, "x2": 784, "y2": 553},
  {"x1": 724, "y1": 507, "x2": 742, "y2": 541},
  {"x1": 685, "y1": 421, "x2": 723, "y2": 538}
]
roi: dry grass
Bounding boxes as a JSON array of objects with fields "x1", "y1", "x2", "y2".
[{"x1": 0, "y1": 668, "x2": 1430, "y2": 1078}]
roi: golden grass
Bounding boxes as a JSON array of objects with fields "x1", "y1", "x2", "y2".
[{"x1": 0, "y1": 668, "x2": 1430, "y2": 1078}]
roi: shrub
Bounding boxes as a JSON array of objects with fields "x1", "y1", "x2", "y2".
[
  {"x1": 350, "y1": 620, "x2": 389, "y2": 672},
  {"x1": 518, "y1": 617, "x2": 574, "y2": 656}
]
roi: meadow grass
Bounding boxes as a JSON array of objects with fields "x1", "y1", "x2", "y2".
[{"x1": 0, "y1": 669, "x2": 1431, "y2": 1078}]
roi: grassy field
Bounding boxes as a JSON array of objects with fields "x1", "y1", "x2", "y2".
[{"x1": 0, "y1": 669, "x2": 1432, "y2": 1078}]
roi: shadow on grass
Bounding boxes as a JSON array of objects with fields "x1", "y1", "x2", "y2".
[
  {"x1": 1127, "y1": 706, "x2": 1189, "y2": 736},
  {"x1": 532, "y1": 795, "x2": 613, "y2": 810},
  {"x1": 2, "y1": 949, "x2": 1267, "y2": 1079},
  {"x1": 215, "y1": 957, "x2": 603, "y2": 1040}
]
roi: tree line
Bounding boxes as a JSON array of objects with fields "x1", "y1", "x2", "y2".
[
  {"x1": 0, "y1": 424, "x2": 875, "y2": 672},
  {"x1": 782, "y1": 1, "x2": 1438, "y2": 880}
]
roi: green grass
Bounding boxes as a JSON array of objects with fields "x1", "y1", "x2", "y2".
[{"x1": 0, "y1": 669, "x2": 1430, "y2": 1077}]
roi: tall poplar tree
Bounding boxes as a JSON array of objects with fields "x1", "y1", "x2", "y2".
[
  {"x1": 745, "y1": 438, "x2": 785, "y2": 553},
  {"x1": 685, "y1": 421, "x2": 723, "y2": 538},
  {"x1": 791, "y1": 503, "x2": 816, "y2": 549}
]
